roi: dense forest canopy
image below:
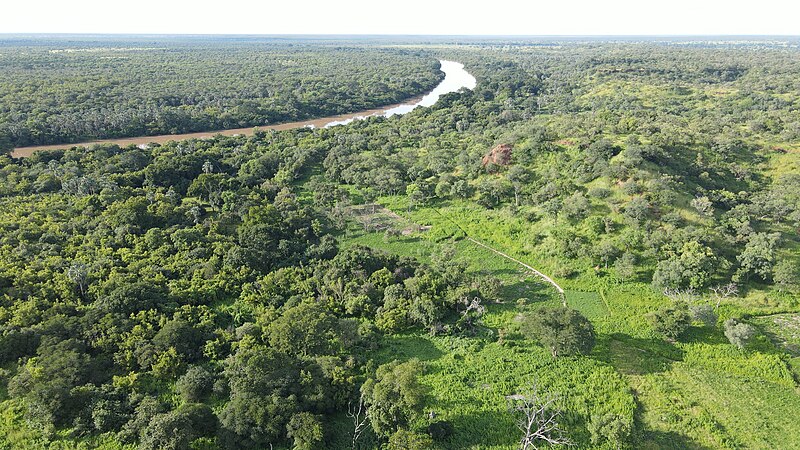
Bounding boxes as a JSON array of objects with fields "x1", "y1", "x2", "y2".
[
  {"x1": 1, "y1": 36, "x2": 800, "y2": 449},
  {"x1": 0, "y1": 36, "x2": 443, "y2": 149}
]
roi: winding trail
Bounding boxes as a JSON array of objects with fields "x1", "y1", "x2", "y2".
[
  {"x1": 466, "y1": 237, "x2": 566, "y2": 306},
  {"x1": 431, "y1": 208, "x2": 566, "y2": 305}
]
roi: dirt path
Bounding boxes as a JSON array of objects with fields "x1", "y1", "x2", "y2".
[
  {"x1": 466, "y1": 237, "x2": 566, "y2": 306},
  {"x1": 430, "y1": 208, "x2": 566, "y2": 305}
]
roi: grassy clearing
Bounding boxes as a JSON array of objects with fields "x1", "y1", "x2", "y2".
[
  {"x1": 338, "y1": 195, "x2": 800, "y2": 449},
  {"x1": 752, "y1": 313, "x2": 800, "y2": 355}
]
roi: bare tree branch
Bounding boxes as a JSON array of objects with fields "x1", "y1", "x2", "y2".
[
  {"x1": 347, "y1": 393, "x2": 369, "y2": 449},
  {"x1": 507, "y1": 381, "x2": 571, "y2": 450},
  {"x1": 709, "y1": 282, "x2": 738, "y2": 309}
]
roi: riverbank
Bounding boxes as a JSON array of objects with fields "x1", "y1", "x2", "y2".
[{"x1": 11, "y1": 60, "x2": 475, "y2": 158}]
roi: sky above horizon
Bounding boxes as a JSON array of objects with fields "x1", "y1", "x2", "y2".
[{"x1": 3, "y1": 0, "x2": 799, "y2": 36}]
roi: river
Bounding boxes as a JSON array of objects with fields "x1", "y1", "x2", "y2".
[{"x1": 11, "y1": 60, "x2": 476, "y2": 158}]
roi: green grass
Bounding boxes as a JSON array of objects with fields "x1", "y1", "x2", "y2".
[
  {"x1": 752, "y1": 313, "x2": 800, "y2": 355},
  {"x1": 337, "y1": 198, "x2": 800, "y2": 449}
]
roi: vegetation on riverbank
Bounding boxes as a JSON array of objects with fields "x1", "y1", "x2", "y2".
[{"x1": 0, "y1": 36, "x2": 443, "y2": 149}]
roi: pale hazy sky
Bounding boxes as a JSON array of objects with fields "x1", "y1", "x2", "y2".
[{"x1": 2, "y1": 0, "x2": 799, "y2": 36}]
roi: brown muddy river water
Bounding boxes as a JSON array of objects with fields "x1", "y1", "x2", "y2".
[{"x1": 11, "y1": 60, "x2": 476, "y2": 158}]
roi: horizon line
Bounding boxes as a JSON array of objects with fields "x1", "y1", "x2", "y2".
[{"x1": 1, "y1": 33, "x2": 800, "y2": 38}]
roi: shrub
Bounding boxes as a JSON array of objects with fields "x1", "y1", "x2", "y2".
[
  {"x1": 689, "y1": 304, "x2": 718, "y2": 327},
  {"x1": 648, "y1": 303, "x2": 691, "y2": 340},
  {"x1": 724, "y1": 319, "x2": 756, "y2": 350}
]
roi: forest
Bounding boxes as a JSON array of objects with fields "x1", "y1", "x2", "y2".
[
  {"x1": 1, "y1": 36, "x2": 800, "y2": 449},
  {"x1": 0, "y1": 36, "x2": 443, "y2": 149}
]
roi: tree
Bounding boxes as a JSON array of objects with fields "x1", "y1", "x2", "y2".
[
  {"x1": 724, "y1": 319, "x2": 756, "y2": 350},
  {"x1": 286, "y1": 412, "x2": 324, "y2": 450},
  {"x1": 588, "y1": 413, "x2": 632, "y2": 449},
  {"x1": 648, "y1": 303, "x2": 691, "y2": 340},
  {"x1": 361, "y1": 359, "x2": 427, "y2": 437},
  {"x1": 506, "y1": 165, "x2": 530, "y2": 206},
  {"x1": 66, "y1": 261, "x2": 89, "y2": 299},
  {"x1": 476, "y1": 179, "x2": 511, "y2": 209},
  {"x1": 520, "y1": 307, "x2": 595, "y2": 357},
  {"x1": 450, "y1": 180, "x2": 473, "y2": 199},
  {"x1": 736, "y1": 232, "x2": 780, "y2": 281},
  {"x1": 622, "y1": 196, "x2": 650, "y2": 224},
  {"x1": 613, "y1": 252, "x2": 637, "y2": 281},
  {"x1": 406, "y1": 183, "x2": 425, "y2": 212},
  {"x1": 689, "y1": 304, "x2": 718, "y2": 327},
  {"x1": 347, "y1": 393, "x2": 370, "y2": 449},
  {"x1": 266, "y1": 300, "x2": 341, "y2": 357},
  {"x1": 562, "y1": 191, "x2": 591, "y2": 221},
  {"x1": 8, "y1": 338, "x2": 91, "y2": 428},
  {"x1": 139, "y1": 403, "x2": 217, "y2": 450},
  {"x1": 176, "y1": 366, "x2": 215, "y2": 403},
  {"x1": 709, "y1": 282, "x2": 738, "y2": 308},
  {"x1": 153, "y1": 318, "x2": 206, "y2": 362},
  {"x1": 773, "y1": 259, "x2": 799, "y2": 292},
  {"x1": 386, "y1": 429, "x2": 434, "y2": 450},
  {"x1": 690, "y1": 196, "x2": 714, "y2": 218},
  {"x1": 507, "y1": 381, "x2": 570, "y2": 450},
  {"x1": 652, "y1": 241, "x2": 716, "y2": 291}
]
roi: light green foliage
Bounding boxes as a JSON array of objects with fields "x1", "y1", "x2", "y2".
[
  {"x1": 588, "y1": 412, "x2": 632, "y2": 449},
  {"x1": 286, "y1": 412, "x2": 324, "y2": 450},
  {"x1": 385, "y1": 429, "x2": 434, "y2": 450},
  {"x1": 723, "y1": 319, "x2": 757, "y2": 350},
  {"x1": 361, "y1": 359, "x2": 428, "y2": 438}
]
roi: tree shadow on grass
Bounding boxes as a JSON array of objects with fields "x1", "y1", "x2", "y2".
[
  {"x1": 443, "y1": 408, "x2": 597, "y2": 450},
  {"x1": 639, "y1": 430, "x2": 716, "y2": 450},
  {"x1": 500, "y1": 279, "x2": 553, "y2": 303},
  {"x1": 595, "y1": 333, "x2": 685, "y2": 376},
  {"x1": 371, "y1": 334, "x2": 444, "y2": 365},
  {"x1": 682, "y1": 326, "x2": 727, "y2": 345},
  {"x1": 442, "y1": 409, "x2": 518, "y2": 449}
]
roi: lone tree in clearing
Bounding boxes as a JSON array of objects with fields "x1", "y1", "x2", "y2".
[
  {"x1": 507, "y1": 381, "x2": 571, "y2": 450},
  {"x1": 648, "y1": 303, "x2": 692, "y2": 341},
  {"x1": 521, "y1": 307, "x2": 595, "y2": 357},
  {"x1": 724, "y1": 318, "x2": 757, "y2": 350}
]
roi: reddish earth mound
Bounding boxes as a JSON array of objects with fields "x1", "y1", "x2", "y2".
[{"x1": 482, "y1": 143, "x2": 513, "y2": 168}]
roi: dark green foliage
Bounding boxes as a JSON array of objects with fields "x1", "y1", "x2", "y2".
[
  {"x1": 689, "y1": 304, "x2": 718, "y2": 327},
  {"x1": 0, "y1": 38, "x2": 443, "y2": 148},
  {"x1": 520, "y1": 307, "x2": 595, "y2": 357},
  {"x1": 266, "y1": 300, "x2": 343, "y2": 357},
  {"x1": 648, "y1": 303, "x2": 692, "y2": 340},
  {"x1": 773, "y1": 259, "x2": 800, "y2": 292},
  {"x1": 153, "y1": 319, "x2": 207, "y2": 362},
  {"x1": 140, "y1": 403, "x2": 218, "y2": 450},
  {"x1": 8, "y1": 339, "x2": 92, "y2": 427},
  {"x1": 385, "y1": 429, "x2": 434, "y2": 449},
  {"x1": 176, "y1": 366, "x2": 215, "y2": 403},
  {"x1": 427, "y1": 421, "x2": 454, "y2": 441},
  {"x1": 736, "y1": 232, "x2": 780, "y2": 282}
]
